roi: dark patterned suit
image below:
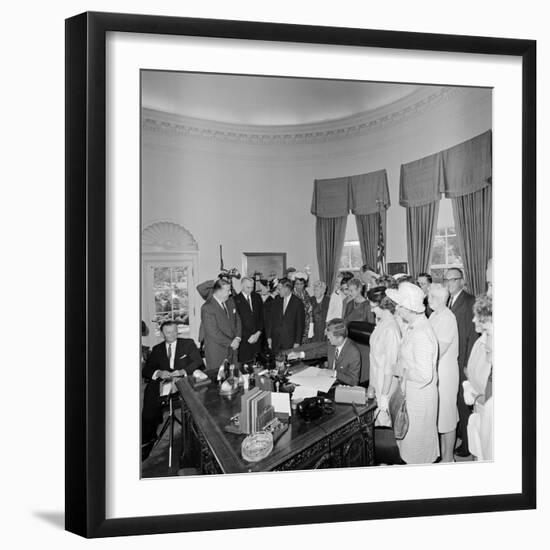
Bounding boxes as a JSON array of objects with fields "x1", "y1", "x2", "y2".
[
  {"x1": 234, "y1": 291, "x2": 264, "y2": 363},
  {"x1": 201, "y1": 295, "x2": 242, "y2": 369},
  {"x1": 449, "y1": 289, "x2": 479, "y2": 453},
  {"x1": 141, "y1": 338, "x2": 204, "y2": 444}
]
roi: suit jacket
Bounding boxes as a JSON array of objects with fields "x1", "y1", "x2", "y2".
[
  {"x1": 292, "y1": 338, "x2": 361, "y2": 386},
  {"x1": 449, "y1": 289, "x2": 479, "y2": 370},
  {"x1": 234, "y1": 291, "x2": 264, "y2": 362},
  {"x1": 201, "y1": 296, "x2": 242, "y2": 369},
  {"x1": 266, "y1": 294, "x2": 305, "y2": 352},
  {"x1": 142, "y1": 338, "x2": 204, "y2": 380}
]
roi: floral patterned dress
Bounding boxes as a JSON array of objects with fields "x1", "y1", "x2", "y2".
[{"x1": 294, "y1": 288, "x2": 313, "y2": 343}]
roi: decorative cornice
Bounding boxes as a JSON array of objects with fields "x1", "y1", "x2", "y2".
[{"x1": 142, "y1": 87, "x2": 470, "y2": 145}]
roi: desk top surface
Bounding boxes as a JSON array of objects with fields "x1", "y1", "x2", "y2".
[{"x1": 176, "y1": 365, "x2": 375, "y2": 473}]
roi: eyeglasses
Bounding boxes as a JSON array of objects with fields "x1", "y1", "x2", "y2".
[{"x1": 443, "y1": 277, "x2": 462, "y2": 282}]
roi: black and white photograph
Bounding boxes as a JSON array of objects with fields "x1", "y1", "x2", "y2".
[{"x1": 139, "y1": 71, "x2": 493, "y2": 477}]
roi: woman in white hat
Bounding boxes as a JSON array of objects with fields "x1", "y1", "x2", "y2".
[{"x1": 386, "y1": 282, "x2": 440, "y2": 464}]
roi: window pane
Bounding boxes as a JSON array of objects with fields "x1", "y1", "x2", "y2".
[
  {"x1": 447, "y1": 235, "x2": 463, "y2": 265},
  {"x1": 340, "y1": 245, "x2": 351, "y2": 269},
  {"x1": 153, "y1": 267, "x2": 171, "y2": 289},
  {"x1": 350, "y1": 244, "x2": 363, "y2": 269},
  {"x1": 431, "y1": 236, "x2": 446, "y2": 265},
  {"x1": 431, "y1": 268, "x2": 445, "y2": 283}
]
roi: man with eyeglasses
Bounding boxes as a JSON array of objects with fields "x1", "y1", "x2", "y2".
[{"x1": 444, "y1": 268, "x2": 479, "y2": 458}]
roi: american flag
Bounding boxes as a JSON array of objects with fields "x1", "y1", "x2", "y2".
[{"x1": 376, "y1": 200, "x2": 386, "y2": 274}]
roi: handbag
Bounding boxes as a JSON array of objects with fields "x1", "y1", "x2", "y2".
[{"x1": 389, "y1": 378, "x2": 409, "y2": 440}]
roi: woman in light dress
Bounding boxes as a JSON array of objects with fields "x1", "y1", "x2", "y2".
[
  {"x1": 387, "y1": 282, "x2": 440, "y2": 464},
  {"x1": 366, "y1": 286, "x2": 401, "y2": 426},
  {"x1": 463, "y1": 294, "x2": 493, "y2": 461},
  {"x1": 428, "y1": 283, "x2": 459, "y2": 462}
]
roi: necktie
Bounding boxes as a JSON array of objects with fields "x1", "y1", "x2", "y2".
[
  {"x1": 283, "y1": 297, "x2": 288, "y2": 314},
  {"x1": 334, "y1": 347, "x2": 339, "y2": 370},
  {"x1": 222, "y1": 302, "x2": 229, "y2": 317},
  {"x1": 247, "y1": 294, "x2": 253, "y2": 311},
  {"x1": 167, "y1": 343, "x2": 173, "y2": 368}
]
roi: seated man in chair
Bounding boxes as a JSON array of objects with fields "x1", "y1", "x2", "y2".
[
  {"x1": 141, "y1": 320, "x2": 205, "y2": 460},
  {"x1": 287, "y1": 318, "x2": 361, "y2": 386}
]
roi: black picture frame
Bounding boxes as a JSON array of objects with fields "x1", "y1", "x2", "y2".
[{"x1": 65, "y1": 11, "x2": 536, "y2": 538}]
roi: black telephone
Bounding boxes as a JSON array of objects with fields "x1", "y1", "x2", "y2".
[{"x1": 296, "y1": 396, "x2": 334, "y2": 421}]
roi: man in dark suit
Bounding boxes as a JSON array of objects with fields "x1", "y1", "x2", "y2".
[
  {"x1": 266, "y1": 277, "x2": 305, "y2": 352},
  {"x1": 234, "y1": 277, "x2": 264, "y2": 363},
  {"x1": 287, "y1": 318, "x2": 361, "y2": 386},
  {"x1": 444, "y1": 267, "x2": 479, "y2": 457},
  {"x1": 201, "y1": 279, "x2": 242, "y2": 370},
  {"x1": 141, "y1": 320, "x2": 204, "y2": 459}
]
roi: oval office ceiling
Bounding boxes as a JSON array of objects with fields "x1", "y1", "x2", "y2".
[{"x1": 141, "y1": 71, "x2": 437, "y2": 127}]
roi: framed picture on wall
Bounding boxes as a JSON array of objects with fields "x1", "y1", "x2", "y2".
[
  {"x1": 243, "y1": 252, "x2": 287, "y2": 279},
  {"x1": 387, "y1": 262, "x2": 408, "y2": 276},
  {"x1": 66, "y1": 11, "x2": 536, "y2": 538}
]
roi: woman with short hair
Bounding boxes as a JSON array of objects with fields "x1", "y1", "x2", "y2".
[
  {"x1": 343, "y1": 278, "x2": 370, "y2": 323},
  {"x1": 428, "y1": 283, "x2": 459, "y2": 462},
  {"x1": 366, "y1": 286, "x2": 401, "y2": 426},
  {"x1": 386, "y1": 282, "x2": 440, "y2": 464}
]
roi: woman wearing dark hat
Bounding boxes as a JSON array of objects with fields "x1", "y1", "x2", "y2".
[
  {"x1": 386, "y1": 282, "x2": 439, "y2": 464},
  {"x1": 366, "y1": 286, "x2": 401, "y2": 426}
]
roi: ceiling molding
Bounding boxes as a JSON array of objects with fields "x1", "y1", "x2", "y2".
[{"x1": 142, "y1": 87, "x2": 471, "y2": 145}]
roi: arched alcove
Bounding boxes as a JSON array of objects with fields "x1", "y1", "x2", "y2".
[{"x1": 142, "y1": 221, "x2": 198, "y2": 252}]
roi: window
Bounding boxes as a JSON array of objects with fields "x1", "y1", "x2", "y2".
[
  {"x1": 152, "y1": 265, "x2": 190, "y2": 337},
  {"x1": 339, "y1": 240, "x2": 362, "y2": 273},
  {"x1": 430, "y1": 199, "x2": 463, "y2": 282}
]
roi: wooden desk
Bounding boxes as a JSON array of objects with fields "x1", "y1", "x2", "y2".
[{"x1": 176, "y1": 370, "x2": 376, "y2": 474}]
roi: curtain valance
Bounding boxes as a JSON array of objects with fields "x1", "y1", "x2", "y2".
[
  {"x1": 442, "y1": 130, "x2": 492, "y2": 198},
  {"x1": 310, "y1": 176, "x2": 350, "y2": 218},
  {"x1": 399, "y1": 152, "x2": 444, "y2": 207},
  {"x1": 350, "y1": 169, "x2": 390, "y2": 215},
  {"x1": 399, "y1": 130, "x2": 492, "y2": 207},
  {"x1": 311, "y1": 169, "x2": 390, "y2": 218}
]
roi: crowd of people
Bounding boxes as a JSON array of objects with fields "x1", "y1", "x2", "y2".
[{"x1": 142, "y1": 261, "x2": 494, "y2": 466}]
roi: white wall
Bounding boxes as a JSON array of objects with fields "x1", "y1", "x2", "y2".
[{"x1": 142, "y1": 86, "x2": 492, "y2": 291}]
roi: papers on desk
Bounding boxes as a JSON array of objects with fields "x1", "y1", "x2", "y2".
[
  {"x1": 288, "y1": 366, "x2": 336, "y2": 394},
  {"x1": 270, "y1": 392, "x2": 291, "y2": 415}
]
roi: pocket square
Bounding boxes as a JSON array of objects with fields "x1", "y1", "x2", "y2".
[{"x1": 179, "y1": 354, "x2": 188, "y2": 359}]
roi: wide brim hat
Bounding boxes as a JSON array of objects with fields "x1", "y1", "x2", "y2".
[{"x1": 386, "y1": 282, "x2": 425, "y2": 313}]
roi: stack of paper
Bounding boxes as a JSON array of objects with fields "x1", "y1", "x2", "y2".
[{"x1": 288, "y1": 366, "x2": 336, "y2": 394}]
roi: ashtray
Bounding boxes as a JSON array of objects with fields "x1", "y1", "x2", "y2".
[{"x1": 241, "y1": 431, "x2": 273, "y2": 462}]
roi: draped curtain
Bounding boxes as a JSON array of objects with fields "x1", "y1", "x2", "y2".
[
  {"x1": 355, "y1": 211, "x2": 386, "y2": 272},
  {"x1": 406, "y1": 201, "x2": 440, "y2": 278},
  {"x1": 350, "y1": 170, "x2": 389, "y2": 270},
  {"x1": 452, "y1": 186, "x2": 492, "y2": 296},
  {"x1": 400, "y1": 130, "x2": 492, "y2": 292},
  {"x1": 312, "y1": 170, "x2": 389, "y2": 289},
  {"x1": 315, "y1": 217, "x2": 348, "y2": 292}
]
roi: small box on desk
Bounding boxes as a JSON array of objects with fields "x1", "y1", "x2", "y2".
[{"x1": 334, "y1": 385, "x2": 367, "y2": 405}]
